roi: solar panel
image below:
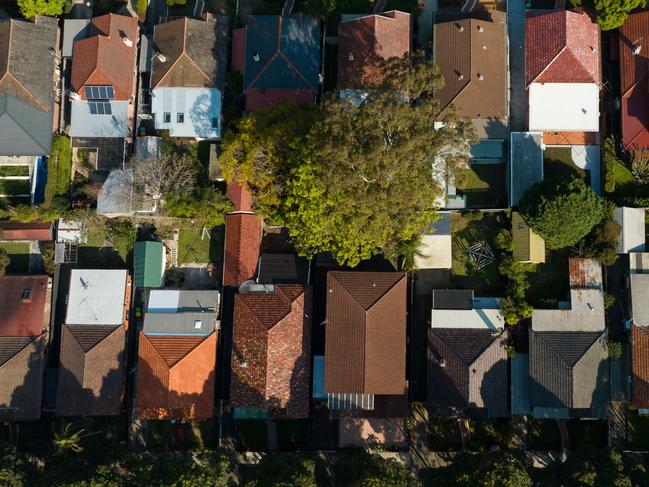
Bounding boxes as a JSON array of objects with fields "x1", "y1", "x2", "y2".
[
  {"x1": 84, "y1": 85, "x2": 115, "y2": 100},
  {"x1": 88, "y1": 101, "x2": 112, "y2": 115},
  {"x1": 88, "y1": 102, "x2": 97, "y2": 115}
]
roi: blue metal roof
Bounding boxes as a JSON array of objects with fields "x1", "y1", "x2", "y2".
[{"x1": 243, "y1": 15, "x2": 321, "y2": 91}]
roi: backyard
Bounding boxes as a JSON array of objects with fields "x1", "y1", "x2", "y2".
[
  {"x1": 456, "y1": 163, "x2": 507, "y2": 208},
  {"x1": 44, "y1": 135, "x2": 72, "y2": 207},
  {"x1": 627, "y1": 408, "x2": 649, "y2": 450},
  {"x1": 77, "y1": 225, "x2": 129, "y2": 269},
  {"x1": 610, "y1": 156, "x2": 649, "y2": 202},
  {"x1": 146, "y1": 420, "x2": 216, "y2": 451},
  {"x1": 178, "y1": 225, "x2": 224, "y2": 266},
  {"x1": 543, "y1": 147, "x2": 590, "y2": 185},
  {"x1": 0, "y1": 242, "x2": 30, "y2": 273},
  {"x1": 451, "y1": 211, "x2": 506, "y2": 296},
  {"x1": 526, "y1": 249, "x2": 569, "y2": 308},
  {"x1": 528, "y1": 418, "x2": 561, "y2": 451}
]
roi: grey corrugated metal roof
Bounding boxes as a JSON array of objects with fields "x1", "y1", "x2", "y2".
[
  {"x1": 97, "y1": 170, "x2": 133, "y2": 216},
  {"x1": 143, "y1": 311, "x2": 216, "y2": 336},
  {"x1": 432, "y1": 289, "x2": 473, "y2": 310},
  {"x1": 510, "y1": 132, "x2": 544, "y2": 206},
  {"x1": 0, "y1": 94, "x2": 52, "y2": 156},
  {"x1": 257, "y1": 253, "x2": 309, "y2": 284},
  {"x1": 139, "y1": 34, "x2": 151, "y2": 73},
  {"x1": 62, "y1": 19, "x2": 92, "y2": 58},
  {"x1": 144, "y1": 289, "x2": 220, "y2": 335},
  {"x1": 631, "y1": 273, "x2": 649, "y2": 327},
  {"x1": 70, "y1": 100, "x2": 130, "y2": 138},
  {"x1": 511, "y1": 353, "x2": 530, "y2": 415}
]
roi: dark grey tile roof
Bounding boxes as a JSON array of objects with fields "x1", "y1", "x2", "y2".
[
  {"x1": 529, "y1": 330, "x2": 608, "y2": 415},
  {"x1": 432, "y1": 289, "x2": 474, "y2": 310},
  {"x1": 67, "y1": 325, "x2": 120, "y2": 353},
  {"x1": 257, "y1": 253, "x2": 309, "y2": 284},
  {"x1": 428, "y1": 328, "x2": 508, "y2": 417},
  {"x1": 0, "y1": 94, "x2": 53, "y2": 156},
  {"x1": 0, "y1": 336, "x2": 34, "y2": 367}
]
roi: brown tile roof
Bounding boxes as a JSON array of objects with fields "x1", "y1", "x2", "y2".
[
  {"x1": 0, "y1": 275, "x2": 49, "y2": 337},
  {"x1": 526, "y1": 9, "x2": 600, "y2": 86},
  {"x1": 633, "y1": 325, "x2": 649, "y2": 408},
  {"x1": 70, "y1": 13, "x2": 139, "y2": 100},
  {"x1": 434, "y1": 11, "x2": 507, "y2": 121},
  {"x1": 0, "y1": 335, "x2": 46, "y2": 421},
  {"x1": 135, "y1": 332, "x2": 216, "y2": 420},
  {"x1": 226, "y1": 181, "x2": 253, "y2": 213},
  {"x1": 0, "y1": 221, "x2": 53, "y2": 241},
  {"x1": 230, "y1": 285, "x2": 311, "y2": 418},
  {"x1": 324, "y1": 272, "x2": 407, "y2": 395},
  {"x1": 151, "y1": 16, "x2": 229, "y2": 89},
  {"x1": 56, "y1": 325, "x2": 125, "y2": 416},
  {"x1": 337, "y1": 11, "x2": 410, "y2": 88},
  {"x1": 223, "y1": 213, "x2": 262, "y2": 287}
]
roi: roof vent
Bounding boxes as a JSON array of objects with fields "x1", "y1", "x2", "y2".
[
  {"x1": 348, "y1": 52, "x2": 354, "y2": 61},
  {"x1": 633, "y1": 44, "x2": 642, "y2": 56},
  {"x1": 458, "y1": 73, "x2": 464, "y2": 80},
  {"x1": 240, "y1": 361, "x2": 248, "y2": 368},
  {"x1": 440, "y1": 359, "x2": 446, "y2": 368},
  {"x1": 156, "y1": 53, "x2": 167, "y2": 63},
  {"x1": 120, "y1": 31, "x2": 133, "y2": 48},
  {"x1": 483, "y1": 45, "x2": 487, "y2": 50},
  {"x1": 253, "y1": 53, "x2": 260, "y2": 62},
  {"x1": 194, "y1": 320, "x2": 202, "y2": 329},
  {"x1": 477, "y1": 25, "x2": 484, "y2": 32},
  {"x1": 477, "y1": 73, "x2": 484, "y2": 81},
  {"x1": 590, "y1": 46, "x2": 596, "y2": 53},
  {"x1": 472, "y1": 368, "x2": 477, "y2": 374},
  {"x1": 456, "y1": 23, "x2": 464, "y2": 32}
]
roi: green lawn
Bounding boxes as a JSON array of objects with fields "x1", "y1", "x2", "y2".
[
  {"x1": 0, "y1": 179, "x2": 31, "y2": 196},
  {"x1": 0, "y1": 166, "x2": 29, "y2": 177},
  {"x1": 611, "y1": 157, "x2": 649, "y2": 202},
  {"x1": 277, "y1": 419, "x2": 311, "y2": 451},
  {"x1": 451, "y1": 211, "x2": 506, "y2": 296},
  {"x1": 528, "y1": 418, "x2": 561, "y2": 450},
  {"x1": 456, "y1": 163, "x2": 507, "y2": 208},
  {"x1": 627, "y1": 408, "x2": 649, "y2": 450},
  {"x1": 178, "y1": 225, "x2": 224, "y2": 265},
  {"x1": 77, "y1": 226, "x2": 126, "y2": 269},
  {"x1": 239, "y1": 420, "x2": 268, "y2": 451},
  {"x1": 526, "y1": 249, "x2": 569, "y2": 308},
  {"x1": 427, "y1": 419, "x2": 461, "y2": 451},
  {"x1": 566, "y1": 420, "x2": 607, "y2": 449},
  {"x1": 0, "y1": 242, "x2": 30, "y2": 273},
  {"x1": 45, "y1": 135, "x2": 72, "y2": 206},
  {"x1": 543, "y1": 147, "x2": 590, "y2": 185}
]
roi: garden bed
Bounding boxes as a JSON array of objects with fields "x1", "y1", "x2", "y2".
[
  {"x1": 0, "y1": 166, "x2": 30, "y2": 177},
  {"x1": 456, "y1": 163, "x2": 507, "y2": 208},
  {"x1": 0, "y1": 178, "x2": 31, "y2": 196}
]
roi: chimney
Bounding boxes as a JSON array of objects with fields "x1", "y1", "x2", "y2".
[
  {"x1": 456, "y1": 23, "x2": 464, "y2": 32},
  {"x1": 457, "y1": 73, "x2": 464, "y2": 80}
]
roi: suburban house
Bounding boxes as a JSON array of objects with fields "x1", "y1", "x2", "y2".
[
  {"x1": 322, "y1": 272, "x2": 407, "y2": 416},
  {"x1": 615, "y1": 207, "x2": 645, "y2": 254},
  {"x1": 628, "y1": 253, "x2": 649, "y2": 412},
  {"x1": 56, "y1": 269, "x2": 131, "y2": 416},
  {"x1": 68, "y1": 13, "x2": 139, "y2": 172},
  {"x1": 0, "y1": 221, "x2": 53, "y2": 241},
  {"x1": 133, "y1": 241, "x2": 165, "y2": 288},
  {"x1": 618, "y1": 11, "x2": 649, "y2": 152},
  {"x1": 0, "y1": 276, "x2": 50, "y2": 421},
  {"x1": 230, "y1": 284, "x2": 311, "y2": 419},
  {"x1": 0, "y1": 16, "x2": 59, "y2": 204},
  {"x1": 433, "y1": 10, "x2": 508, "y2": 208},
  {"x1": 150, "y1": 15, "x2": 229, "y2": 139},
  {"x1": 523, "y1": 258, "x2": 608, "y2": 419},
  {"x1": 428, "y1": 289, "x2": 508, "y2": 418},
  {"x1": 336, "y1": 11, "x2": 410, "y2": 88},
  {"x1": 526, "y1": 9, "x2": 601, "y2": 145},
  {"x1": 232, "y1": 14, "x2": 321, "y2": 111},
  {"x1": 512, "y1": 212, "x2": 545, "y2": 264},
  {"x1": 135, "y1": 290, "x2": 219, "y2": 420}
]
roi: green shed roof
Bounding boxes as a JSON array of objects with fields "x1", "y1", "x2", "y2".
[{"x1": 134, "y1": 241, "x2": 164, "y2": 287}]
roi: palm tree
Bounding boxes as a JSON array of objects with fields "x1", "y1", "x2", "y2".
[{"x1": 53, "y1": 424, "x2": 85, "y2": 455}]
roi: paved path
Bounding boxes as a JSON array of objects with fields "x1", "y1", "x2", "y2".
[
  {"x1": 571, "y1": 144, "x2": 602, "y2": 195},
  {"x1": 508, "y1": 0, "x2": 526, "y2": 132},
  {"x1": 609, "y1": 401, "x2": 627, "y2": 449}
]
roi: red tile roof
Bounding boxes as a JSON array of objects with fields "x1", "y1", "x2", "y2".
[
  {"x1": 0, "y1": 275, "x2": 49, "y2": 337},
  {"x1": 0, "y1": 221, "x2": 52, "y2": 241},
  {"x1": 324, "y1": 272, "x2": 407, "y2": 395},
  {"x1": 619, "y1": 11, "x2": 649, "y2": 150},
  {"x1": 230, "y1": 285, "x2": 311, "y2": 418},
  {"x1": 526, "y1": 9, "x2": 600, "y2": 86},
  {"x1": 633, "y1": 324, "x2": 649, "y2": 408},
  {"x1": 70, "y1": 13, "x2": 139, "y2": 100},
  {"x1": 223, "y1": 213, "x2": 262, "y2": 287},
  {"x1": 245, "y1": 88, "x2": 316, "y2": 111},
  {"x1": 231, "y1": 27, "x2": 246, "y2": 74},
  {"x1": 337, "y1": 11, "x2": 411, "y2": 88},
  {"x1": 135, "y1": 332, "x2": 217, "y2": 420},
  {"x1": 227, "y1": 181, "x2": 253, "y2": 213}
]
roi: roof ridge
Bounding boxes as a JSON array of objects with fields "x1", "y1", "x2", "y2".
[
  {"x1": 5, "y1": 73, "x2": 48, "y2": 111},
  {"x1": 143, "y1": 334, "x2": 172, "y2": 371},
  {"x1": 277, "y1": 51, "x2": 315, "y2": 91},
  {"x1": 529, "y1": 45, "x2": 567, "y2": 86},
  {"x1": 0, "y1": 95, "x2": 48, "y2": 152},
  {"x1": 572, "y1": 332, "x2": 603, "y2": 367},
  {"x1": 168, "y1": 333, "x2": 211, "y2": 369},
  {"x1": 68, "y1": 325, "x2": 120, "y2": 354},
  {"x1": 0, "y1": 336, "x2": 38, "y2": 369}
]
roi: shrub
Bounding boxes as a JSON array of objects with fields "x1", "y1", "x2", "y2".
[
  {"x1": 0, "y1": 249, "x2": 8, "y2": 277},
  {"x1": 608, "y1": 341, "x2": 623, "y2": 360},
  {"x1": 137, "y1": 0, "x2": 147, "y2": 17},
  {"x1": 602, "y1": 136, "x2": 618, "y2": 194}
]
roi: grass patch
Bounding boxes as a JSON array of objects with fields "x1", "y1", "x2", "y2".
[
  {"x1": 427, "y1": 419, "x2": 461, "y2": 451},
  {"x1": 451, "y1": 211, "x2": 506, "y2": 296},
  {"x1": 45, "y1": 135, "x2": 72, "y2": 206},
  {"x1": 239, "y1": 420, "x2": 268, "y2": 451},
  {"x1": 468, "y1": 419, "x2": 517, "y2": 451},
  {"x1": 543, "y1": 147, "x2": 590, "y2": 185},
  {"x1": 611, "y1": 157, "x2": 649, "y2": 202},
  {"x1": 528, "y1": 418, "x2": 561, "y2": 450},
  {"x1": 526, "y1": 249, "x2": 569, "y2": 308},
  {"x1": 277, "y1": 419, "x2": 311, "y2": 451},
  {"x1": 566, "y1": 420, "x2": 607, "y2": 449},
  {"x1": 0, "y1": 179, "x2": 31, "y2": 196},
  {"x1": 178, "y1": 225, "x2": 224, "y2": 265},
  {"x1": 627, "y1": 408, "x2": 649, "y2": 450},
  {"x1": 77, "y1": 226, "x2": 126, "y2": 269},
  {"x1": 0, "y1": 242, "x2": 30, "y2": 273},
  {"x1": 456, "y1": 163, "x2": 507, "y2": 208},
  {"x1": 0, "y1": 166, "x2": 29, "y2": 177}
]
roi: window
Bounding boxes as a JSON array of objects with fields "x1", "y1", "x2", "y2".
[
  {"x1": 163, "y1": 112, "x2": 171, "y2": 123},
  {"x1": 177, "y1": 113, "x2": 184, "y2": 123},
  {"x1": 194, "y1": 320, "x2": 202, "y2": 329},
  {"x1": 21, "y1": 289, "x2": 31, "y2": 301},
  {"x1": 211, "y1": 117, "x2": 219, "y2": 129}
]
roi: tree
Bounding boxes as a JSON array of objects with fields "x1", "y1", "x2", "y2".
[
  {"x1": 602, "y1": 136, "x2": 618, "y2": 194},
  {"x1": 595, "y1": 0, "x2": 645, "y2": 31},
  {"x1": 519, "y1": 178, "x2": 605, "y2": 250},
  {"x1": 608, "y1": 340, "x2": 623, "y2": 360},
  {"x1": 334, "y1": 450, "x2": 421, "y2": 487},
  {"x1": 499, "y1": 256, "x2": 534, "y2": 326},
  {"x1": 17, "y1": 0, "x2": 64, "y2": 18},
  {"x1": 551, "y1": 449, "x2": 632, "y2": 487},
  {"x1": 128, "y1": 152, "x2": 197, "y2": 203},
  {"x1": 303, "y1": 0, "x2": 336, "y2": 19},
  {"x1": 53, "y1": 424, "x2": 84, "y2": 455},
  {"x1": 106, "y1": 218, "x2": 135, "y2": 259},
  {"x1": 247, "y1": 453, "x2": 316, "y2": 487},
  {"x1": 0, "y1": 440, "x2": 31, "y2": 487},
  {"x1": 574, "y1": 201, "x2": 620, "y2": 266},
  {"x1": 165, "y1": 187, "x2": 232, "y2": 227},
  {"x1": 0, "y1": 249, "x2": 9, "y2": 278}
]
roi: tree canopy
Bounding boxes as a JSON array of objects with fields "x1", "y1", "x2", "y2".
[
  {"x1": 518, "y1": 178, "x2": 605, "y2": 250},
  {"x1": 221, "y1": 51, "x2": 475, "y2": 266},
  {"x1": 334, "y1": 450, "x2": 421, "y2": 486},
  {"x1": 17, "y1": 0, "x2": 64, "y2": 18},
  {"x1": 595, "y1": 0, "x2": 645, "y2": 31}
]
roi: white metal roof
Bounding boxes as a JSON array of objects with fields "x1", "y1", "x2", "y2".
[
  {"x1": 431, "y1": 296, "x2": 505, "y2": 330},
  {"x1": 528, "y1": 83, "x2": 599, "y2": 132},
  {"x1": 615, "y1": 207, "x2": 645, "y2": 253},
  {"x1": 532, "y1": 287, "x2": 605, "y2": 332},
  {"x1": 151, "y1": 87, "x2": 222, "y2": 139},
  {"x1": 65, "y1": 269, "x2": 128, "y2": 325}
]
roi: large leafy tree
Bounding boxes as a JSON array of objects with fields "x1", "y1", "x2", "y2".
[
  {"x1": 425, "y1": 452, "x2": 532, "y2": 487},
  {"x1": 334, "y1": 450, "x2": 421, "y2": 486},
  {"x1": 519, "y1": 178, "x2": 605, "y2": 250},
  {"x1": 222, "y1": 51, "x2": 475, "y2": 266},
  {"x1": 595, "y1": 0, "x2": 645, "y2": 31},
  {"x1": 246, "y1": 453, "x2": 317, "y2": 487},
  {"x1": 17, "y1": 0, "x2": 64, "y2": 18}
]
